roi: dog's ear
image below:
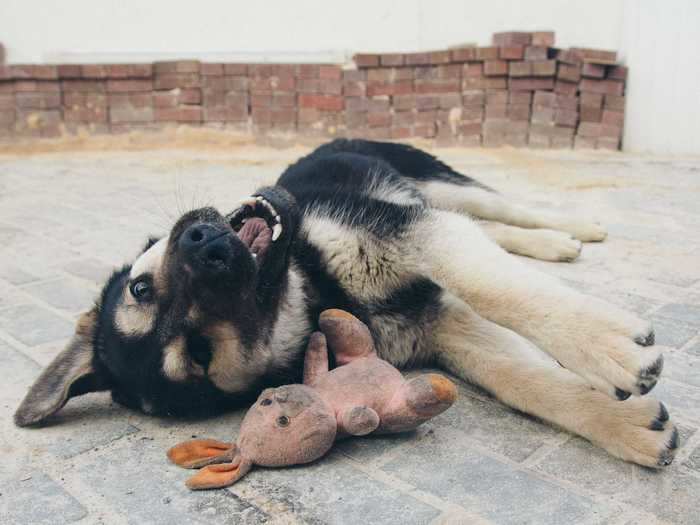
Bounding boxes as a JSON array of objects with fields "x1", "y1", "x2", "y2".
[{"x1": 14, "y1": 307, "x2": 110, "y2": 427}]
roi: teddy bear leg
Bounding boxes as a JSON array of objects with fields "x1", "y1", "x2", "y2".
[
  {"x1": 318, "y1": 309, "x2": 376, "y2": 365},
  {"x1": 379, "y1": 374, "x2": 457, "y2": 433},
  {"x1": 167, "y1": 439, "x2": 236, "y2": 469},
  {"x1": 338, "y1": 405, "x2": 380, "y2": 436}
]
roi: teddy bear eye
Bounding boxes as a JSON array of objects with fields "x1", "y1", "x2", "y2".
[
  {"x1": 260, "y1": 399, "x2": 272, "y2": 406},
  {"x1": 277, "y1": 415, "x2": 290, "y2": 427}
]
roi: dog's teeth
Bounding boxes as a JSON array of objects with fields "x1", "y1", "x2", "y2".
[
  {"x1": 274, "y1": 215, "x2": 280, "y2": 223},
  {"x1": 239, "y1": 197, "x2": 258, "y2": 208},
  {"x1": 256, "y1": 196, "x2": 263, "y2": 202},
  {"x1": 272, "y1": 224, "x2": 283, "y2": 241},
  {"x1": 252, "y1": 253, "x2": 257, "y2": 259}
]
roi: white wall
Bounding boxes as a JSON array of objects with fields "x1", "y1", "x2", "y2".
[{"x1": 0, "y1": 0, "x2": 698, "y2": 155}]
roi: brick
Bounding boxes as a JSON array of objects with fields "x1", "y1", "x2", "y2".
[
  {"x1": 572, "y1": 48, "x2": 617, "y2": 64},
  {"x1": 380, "y1": 54, "x2": 404, "y2": 67},
  {"x1": 579, "y1": 78, "x2": 624, "y2": 96},
  {"x1": 533, "y1": 91, "x2": 557, "y2": 108},
  {"x1": 463, "y1": 63, "x2": 483, "y2": 77},
  {"x1": 154, "y1": 60, "x2": 200, "y2": 74},
  {"x1": 486, "y1": 90, "x2": 508, "y2": 105},
  {"x1": 463, "y1": 76, "x2": 507, "y2": 90},
  {"x1": 529, "y1": 133, "x2": 550, "y2": 148},
  {"x1": 580, "y1": 92, "x2": 603, "y2": 108},
  {"x1": 10, "y1": 65, "x2": 57, "y2": 80},
  {"x1": 353, "y1": 54, "x2": 380, "y2": 68},
  {"x1": 15, "y1": 80, "x2": 61, "y2": 93},
  {"x1": 223, "y1": 63, "x2": 248, "y2": 75},
  {"x1": 577, "y1": 122, "x2": 602, "y2": 138},
  {"x1": 596, "y1": 136, "x2": 620, "y2": 150},
  {"x1": 413, "y1": 122, "x2": 436, "y2": 137},
  {"x1": 607, "y1": 65, "x2": 628, "y2": 81},
  {"x1": 154, "y1": 106, "x2": 202, "y2": 122},
  {"x1": 582, "y1": 62, "x2": 606, "y2": 78},
  {"x1": 392, "y1": 110, "x2": 414, "y2": 126},
  {"x1": 499, "y1": 46, "x2": 524, "y2": 60},
  {"x1": 493, "y1": 32, "x2": 532, "y2": 46},
  {"x1": 414, "y1": 80, "x2": 459, "y2": 94},
  {"x1": 574, "y1": 135, "x2": 597, "y2": 149},
  {"x1": 106, "y1": 79, "x2": 153, "y2": 92},
  {"x1": 108, "y1": 93, "x2": 152, "y2": 108},
  {"x1": 580, "y1": 105, "x2": 602, "y2": 122},
  {"x1": 485, "y1": 104, "x2": 508, "y2": 119},
  {"x1": 555, "y1": 108, "x2": 578, "y2": 127},
  {"x1": 319, "y1": 65, "x2": 342, "y2": 80},
  {"x1": 531, "y1": 107, "x2": 555, "y2": 123},
  {"x1": 201, "y1": 63, "x2": 224, "y2": 76},
  {"x1": 15, "y1": 92, "x2": 61, "y2": 109},
  {"x1": 509, "y1": 91, "x2": 531, "y2": 105},
  {"x1": 605, "y1": 94, "x2": 625, "y2": 111},
  {"x1": 414, "y1": 94, "x2": 440, "y2": 110},
  {"x1": 475, "y1": 47, "x2": 499, "y2": 61},
  {"x1": 462, "y1": 90, "x2": 485, "y2": 106},
  {"x1": 532, "y1": 60, "x2": 556, "y2": 77},
  {"x1": 484, "y1": 60, "x2": 508, "y2": 77},
  {"x1": 154, "y1": 91, "x2": 179, "y2": 108},
  {"x1": 81, "y1": 64, "x2": 109, "y2": 78},
  {"x1": 508, "y1": 104, "x2": 530, "y2": 121},
  {"x1": 551, "y1": 135, "x2": 574, "y2": 149},
  {"x1": 154, "y1": 73, "x2": 200, "y2": 90},
  {"x1": 109, "y1": 105, "x2": 154, "y2": 123},
  {"x1": 126, "y1": 64, "x2": 153, "y2": 78},
  {"x1": 601, "y1": 109, "x2": 624, "y2": 127},
  {"x1": 64, "y1": 106, "x2": 108, "y2": 123},
  {"x1": 557, "y1": 63, "x2": 581, "y2": 83},
  {"x1": 439, "y1": 93, "x2": 462, "y2": 108},
  {"x1": 0, "y1": 81, "x2": 15, "y2": 94},
  {"x1": 554, "y1": 80, "x2": 578, "y2": 96},
  {"x1": 299, "y1": 94, "x2": 344, "y2": 111},
  {"x1": 556, "y1": 49, "x2": 584, "y2": 66},
  {"x1": 524, "y1": 46, "x2": 549, "y2": 61},
  {"x1": 460, "y1": 106, "x2": 484, "y2": 122},
  {"x1": 390, "y1": 126, "x2": 412, "y2": 139},
  {"x1": 178, "y1": 88, "x2": 202, "y2": 105},
  {"x1": 367, "y1": 111, "x2": 391, "y2": 127},
  {"x1": 0, "y1": 94, "x2": 14, "y2": 109},
  {"x1": 509, "y1": 61, "x2": 532, "y2": 77},
  {"x1": 532, "y1": 31, "x2": 555, "y2": 47},
  {"x1": 459, "y1": 121, "x2": 482, "y2": 136},
  {"x1": 402, "y1": 52, "x2": 430, "y2": 66},
  {"x1": 0, "y1": 109, "x2": 15, "y2": 125},
  {"x1": 429, "y1": 51, "x2": 451, "y2": 64},
  {"x1": 63, "y1": 92, "x2": 107, "y2": 108},
  {"x1": 600, "y1": 124, "x2": 622, "y2": 138},
  {"x1": 555, "y1": 94, "x2": 578, "y2": 110},
  {"x1": 449, "y1": 47, "x2": 476, "y2": 62},
  {"x1": 56, "y1": 64, "x2": 82, "y2": 78},
  {"x1": 203, "y1": 106, "x2": 247, "y2": 122},
  {"x1": 509, "y1": 77, "x2": 555, "y2": 91},
  {"x1": 367, "y1": 81, "x2": 413, "y2": 96}
]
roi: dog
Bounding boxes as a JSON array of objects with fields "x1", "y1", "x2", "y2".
[{"x1": 15, "y1": 139, "x2": 678, "y2": 468}]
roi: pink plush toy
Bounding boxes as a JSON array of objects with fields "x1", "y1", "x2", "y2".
[{"x1": 167, "y1": 309, "x2": 457, "y2": 490}]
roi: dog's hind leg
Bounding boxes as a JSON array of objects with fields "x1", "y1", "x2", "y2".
[
  {"x1": 419, "y1": 180, "x2": 607, "y2": 242},
  {"x1": 479, "y1": 222, "x2": 582, "y2": 262},
  {"x1": 433, "y1": 293, "x2": 678, "y2": 468}
]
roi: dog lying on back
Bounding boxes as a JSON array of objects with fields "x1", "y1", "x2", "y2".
[{"x1": 16, "y1": 139, "x2": 677, "y2": 468}]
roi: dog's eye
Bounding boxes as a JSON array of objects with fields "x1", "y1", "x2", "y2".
[
  {"x1": 129, "y1": 279, "x2": 152, "y2": 302},
  {"x1": 260, "y1": 399, "x2": 272, "y2": 406},
  {"x1": 276, "y1": 415, "x2": 290, "y2": 427}
]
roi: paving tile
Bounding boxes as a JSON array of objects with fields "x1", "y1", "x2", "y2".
[
  {"x1": 0, "y1": 472, "x2": 88, "y2": 525},
  {"x1": 381, "y1": 427, "x2": 602, "y2": 525},
  {"x1": 648, "y1": 316, "x2": 698, "y2": 349},
  {"x1": 654, "y1": 303, "x2": 700, "y2": 328},
  {"x1": 61, "y1": 258, "x2": 117, "y2": 284},
  {"x1": 0, "y1": 303, "x2": 74, "y2": 346},
  {"x1": 23, "y1": 277, "x2": 96, "y2": 314}
]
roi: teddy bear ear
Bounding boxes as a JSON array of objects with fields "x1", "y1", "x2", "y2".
[
  {"x1": 167, "y1": 439, "x2": 235, "y2": 469},
  {"x1": 186, "y1": 457, "x2": 253, "y2": 490}
]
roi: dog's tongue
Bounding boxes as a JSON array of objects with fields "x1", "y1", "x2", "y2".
[{"x1": 237, "y1": 217, "x2": 272, "y2": 256}]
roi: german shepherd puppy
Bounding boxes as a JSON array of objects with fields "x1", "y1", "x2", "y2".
[{"x1": 15, "y1": 139, "x2": 677, "y2": 468}]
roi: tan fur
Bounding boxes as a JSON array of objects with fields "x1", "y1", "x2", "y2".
[
  {"x1": 162, "y1": 336, "x2": 205, "y2": 382},
  {"x1": 206, "y1": 323, "x2": 264, "y2": 393},
  {"x1": 480, "y1": 223, "x2": 582, "y2": 262},
  {"x1": 421, "y1": 181, "x2": 607, "y2": 242}
]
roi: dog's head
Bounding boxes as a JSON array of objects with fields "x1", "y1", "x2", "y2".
[{"x1": 14, "y1": 187, "x2": 300, "y2": 427}]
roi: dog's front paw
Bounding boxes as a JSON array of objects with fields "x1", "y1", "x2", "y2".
[{"x1": 590, "y1": 397, "x2": 679, "y2": 468}]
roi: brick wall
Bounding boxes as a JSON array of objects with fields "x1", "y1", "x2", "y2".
[{"x1": 0, "y1": 31, "x2": 627, "y2": 149}]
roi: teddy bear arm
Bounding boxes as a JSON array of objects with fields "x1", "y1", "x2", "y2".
[
  {"x1": 318, "y1": 309, "x2": 376, "y2": 366},
  {"x1": 303, "y1": 332, "x2": 329, "y2": 385}
]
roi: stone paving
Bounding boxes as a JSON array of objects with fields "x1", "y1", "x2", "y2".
[{"x1": 0, "y1": 141, "x2": 699, "y2": 524}]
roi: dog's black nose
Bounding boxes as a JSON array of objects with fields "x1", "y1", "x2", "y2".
[{"x1": 179, "y1": 223, "x2": 233, "y2": 271}]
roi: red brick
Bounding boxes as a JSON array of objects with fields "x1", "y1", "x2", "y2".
[
  {"x1": 345, "y1": 110, "x2": 367, "y2": 128},
  {"x1": 15, "y1": 92, "x2": 61, "y2": 109},
  {"x1": 319, "y1": 79, "x2": 342, "y2": 95},
  {"x1": 0, "y1": 94, "x2": 14, "y2": 109},
  {"x1": 108, "y1": 93, "x2": 153, "y2": 108},
  {"x1": 415, "y1": 110, "x2": 437, "y2": 123},
  {"x1": 461, "y1": 106, "x2": 484, "y2": 122},
  {"x1": 476, "y1": 47, "x2": 499, "y2": 61},
  {"x1": 154, "y1": 60, "x2": 200, "y2": 74},
  {"x1": 463, "y1": 63, "x2": 483, "y2": 77},
  {"x1": 459, "y1": 121, "x2": 482, "y2": 136},
  {"x1": 574, "y1": 136, "x2": 597, "y2": 150},
  {"x1": 392, "y1": 110, "x2": 414, "y2": 126},
  {"x1": 556, "y1": 49, "x2": 584, "y2": 66},
  {"x1": 532, "y1": 60, "x2": 556, "y2": 77},
  {"x1": 493, "y1": 32, "x2": 532, "y2": 46},
  {"x1": 367, "y1": 81, "x2": 413, "y2": 97},
  {"x1": 81, "y1": 65, "x2": 109, "y2": 78},
  {"x1": 154, "y1": 91, "x2": 179, "y2": 108},
  {"x1": 572, "y1": 48, "x2": 617, "y2": 64},
  {"x1": 179, "y1": 88, "x2": 202, "y2": 105},
  {"x1": 414, "y1": 80, "x2": 459, "y2": 94},
  {"x1": 580, "y1": 93, "x2": 603, "y2": 108},
  {"x1": 155, "y1": 106, "x2": 202, "y2": 122},
  {"x1": 343, "y1": 80, "x2": 365, "y2": 97},
  {"x1": 392, "y1": 95, "x2": 415, "y2": 111},
  {"x1": 462, "y1": 77, "x2": 507, "y2": 90},
  {"x1": 319, "y1": 65, "x2": 342, "y2": 80},
  {"x1": 203, "y1": 106, "x2": 248, "y2": 122},
  {"x1": 414, "y1": 94, "x2": 439, "y2": 110},
  {"x1": 57, "y1": 65, "x2": 83, "y2": 79},
  {"x1": 524, "y1": 46, "x2": 549, "y2": 61},
  {"x1": 201, "y1": 63, "x2": 225, "y2": 76},
  {"x1": 63, "y1": 92, "x2": 107, "y2": 107},
  {"x1": 509, "y1": 91, "x2": 532, "y2": 105},
  {"x1": 10, "y1": 65, "x2": 57, "y2": 79},
  {"x1": 429, "y1": 51, "x2": 451, "y2": 64},
  {"x1": 556, "y1": 95, "x2": 578, "y2": 110},
  {"x1": 602, "y1": 109, "x2": 624, "y2": 127},
  {"x1": 499, "y1": 46, "x2": 524, "y2": 60},
  {"x1": 554, "y1": 80, "x2": 578, "y2": 96},
  {"x1": 390, "y1": 126, "x2": 412, "y2": 139},
  {"x1": 354, "y1": 54, "x2": 380, "y2": 68},
  {"x1": 509, "y1": 61, "x2": 532, "y2": 77},
  {"x1": 0, "y1": 110, "x2": 15, "y2": 125},
  {"x1": 582, "y1": 62, "x2": 606, "y2": 79},
  {"x1": 507, "y1": 104, "x2": 530, "y2": 121},
  {"x1": 531, "y1": 31, "x2": 555, "y2": 47},
  {"x1": 15, "y1": 80, "x2": 61, "y2": 93},
  {"x1": 579, "y1": 78, "x2": 624, "y2": 96},
  {"x1": 439, "y1": 93, "x2": 462, "y2": 109},
  {"x1": 64, "y1": 106, "x2": 108, "y2": 123},
  {"x1": 271, "y1": 92, "x2": 296, "y2": 108},
  {"x1": 509, "y1": 77, "x2": 555, "y2": 91},
  {"x1": 413, "y1": 123, "x2": 436, "y2": 138},
  {"x1": 404, "y1": 52, "x2": 432, "y2": 66},
  {"x1": 607, "y1": 65, "x2": 628, "y2": 81},
  {"x1": 486, "y1": 90, "x2": 508, "y2": 105},
  {"x1": 271, "y1": 108, "x2": 297, "y2": 126},
  {"x1": 533, "y1": 91, "x2": 557, "y2": 108},
  {"x1": 462, "y1": 90, "x2": 485, "y2": 106},
  {"x1": 110, "y1": 105, "x2": 154, "y2": 123},
  {"x1": 298, "y1": 64, "x2": 319, "y2": 79},
  {"x1": 531, "y1": 107, "x2": 555, "y2": 123},
  {"x1": 486, "y1": 104, "x2": 508, "y2": 119},
  {"x1": 128, "y1": 64, "x2": 153, "y2": 78},
  {"x1": 297, "y1": 79, "x2": 321, "y2": 94},
  {"x1": 298, "y1": 94, "x2": 344, "y2": 111},
  {"x1": 484, "y1": 60, "x2": 508, "y2": 77},
  {"x1": 449, "y1": 47, "x2": 476, "y2": 62},
  {"x1": 380, "y1": 54, "x2": 404, "y2": 67},
  {"x1": 580, "y1": 105, "x2": 602, "y2": 122},
  {"x1": 224, "y1": 64, "x2": 248, "y2": 76},
  {"x1": 367, "y1": 111, "x2": 391, "y2": 127},
  {"x1": 555, "y1": 108, "x2": 578, "y2": 128},
  {"x1": 557, "y1": 64, "x2": 581, "y2": 83},
  {"x1": 577, "y1": 122, "x2": 602, "y2": 138},
  {"x1": 225, "y1": 76, "x2": 249, "y2": 91},
  {"x1": 600, "y1": 124, "x2": 622, "y2": 138},
  {"x1": 596, "y1": 136, "x2": 620, "y2": 150},
  {"x1": 107, "y1": 79, "x2": 153, "y2": 92},
  {"x1": 604, "y1": 94, "x2": 625, "y2": 111}
]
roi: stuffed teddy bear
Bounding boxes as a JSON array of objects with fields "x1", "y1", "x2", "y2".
[{"x1": 167, "y1": 309, "x2": 457, "y2": 490}]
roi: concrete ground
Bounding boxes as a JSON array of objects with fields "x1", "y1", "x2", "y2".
[{"x1": 1, "y1": 139, "x2": 699, "y2": 525}]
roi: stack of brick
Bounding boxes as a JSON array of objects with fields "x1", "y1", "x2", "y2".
[
  {"x1": 1, "y1": 65, "x2": 62, "y2": 138},
  {"x1": 248, "y1": 64, "x2": 298, "y2": 132},
  {"x1": 152, "y1": 61, "x2": 201, "y2": 127},
  {"x1": 297, "y1": 64, "x2": 344, "y2": 135},
  {"x1": 200, "y1": 63, "x2": 248, "y2": 129}
]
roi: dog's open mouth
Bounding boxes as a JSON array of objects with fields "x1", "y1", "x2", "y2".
[{"x1": 228, "y1": 196, "x2": 283, "y2": 261}]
